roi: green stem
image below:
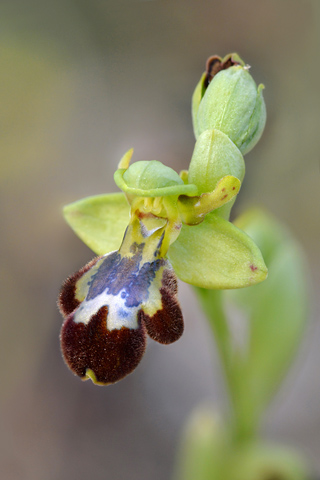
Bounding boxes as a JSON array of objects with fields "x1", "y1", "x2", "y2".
[
  {"x1": 194, "y1": 287, "x2": 258, "y2": 444},
  {"x1": 195, "y1": 288, "x2": 233, "y2": 377}
]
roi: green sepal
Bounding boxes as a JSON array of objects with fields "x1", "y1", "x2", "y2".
[
  {"x1": 63, "y1": 193, "x2": 130, "y2": 255},
  {"x1": 167, "y1": 212, "x2": 267, "y2": 289},
  {"x1": 114, "y1": 160, "x2": 198, "y2": 197},
  {"x1": 187, "y1": 129, "x2": 245, "y2": 220},
  {"x1": 224, "y1": 209, "x2": 309, "y2": 420},
  {"x1": 192, "y1": 72, "x2": 206, "y2": 139},
  {"x1": 238, "y1": 84, "x2": 266, "y2": 155}
]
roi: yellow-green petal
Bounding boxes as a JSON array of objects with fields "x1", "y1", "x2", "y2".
[
  {"x1": 178, "y1": 175, "x2": 241, "y2": 225},
  {"x1": 167, "y1": 212, "x2": 267, "y2": 289},
  {"x1": 63, "y1": 193, "x2": 130, "y2": 255}
]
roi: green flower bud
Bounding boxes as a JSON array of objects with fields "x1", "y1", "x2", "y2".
[{"x1": 192, "y1": 53, "x2": 266, "y2": 155}]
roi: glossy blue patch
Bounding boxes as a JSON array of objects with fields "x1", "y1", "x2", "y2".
[{"x1": 86, "y1": 247, "x2": 164, "y2": 309}]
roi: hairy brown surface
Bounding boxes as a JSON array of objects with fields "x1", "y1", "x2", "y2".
[
  {"x1": 58, "y1": 256, "x2": 101, "y2": 318},
  {"x1": 60, "y1": 306, "x2": 147, "y2": 384},
  {"x1": 140, "y1": 269, "x2": 184, "y2": 345}
]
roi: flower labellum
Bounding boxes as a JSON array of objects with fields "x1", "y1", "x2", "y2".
[{"x1": 59, "y1": 210, "x2": 183, "y2": 385}]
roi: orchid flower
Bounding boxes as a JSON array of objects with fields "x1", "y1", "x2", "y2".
[{"x1": 58, "y1": 53, "x2": 267, "y2": 385}]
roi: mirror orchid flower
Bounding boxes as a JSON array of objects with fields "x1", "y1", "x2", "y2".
[
  {"x1": 58, "y1": 53, "x2": 268, "y2": 386},
  {"x1": 59, "y1": 149, "x2": 267, "y2": 385}
]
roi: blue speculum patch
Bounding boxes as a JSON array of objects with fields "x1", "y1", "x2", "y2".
[
  {"x1": 70, "y1": 230, "x2": 169, "y2": 332},
  {"x1": 86, "y1": 246, "x2": 164, "y2": 309}
]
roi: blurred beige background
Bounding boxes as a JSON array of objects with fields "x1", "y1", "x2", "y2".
[{"x1": 1, "y1": 1, "x2": 319, "y2": 479}]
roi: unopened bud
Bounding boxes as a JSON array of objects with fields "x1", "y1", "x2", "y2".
[{"x1": 192, "y1": 53, "x2": 266, "y2": 155}]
